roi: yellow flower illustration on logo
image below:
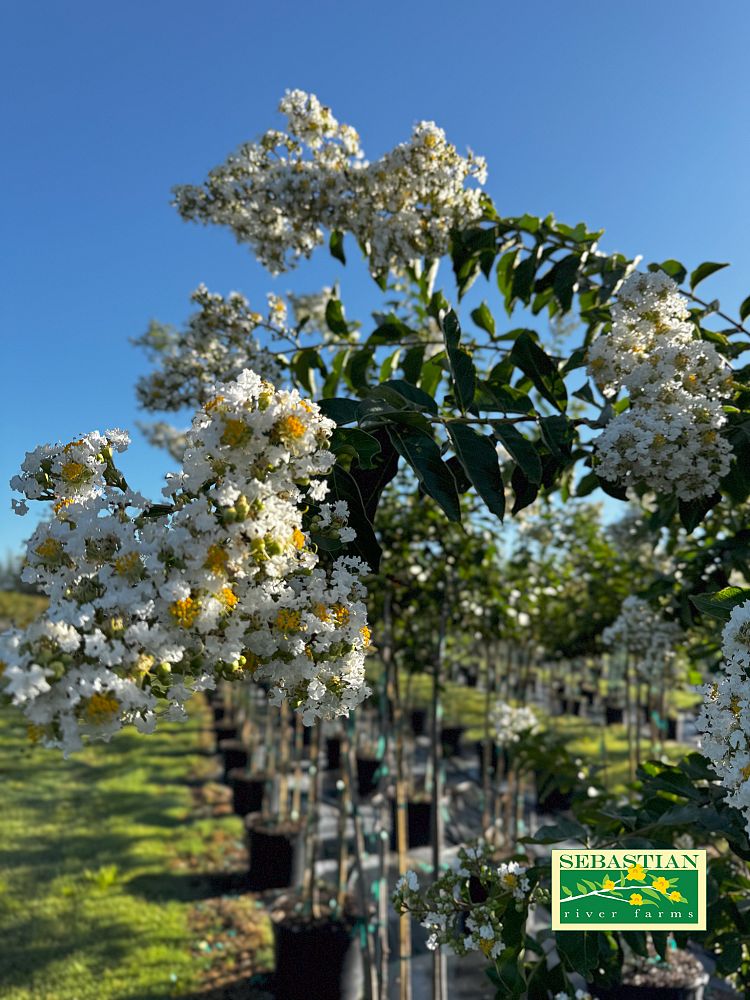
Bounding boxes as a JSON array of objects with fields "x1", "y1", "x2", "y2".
[
  {"x1": 602, "y1": 877, "x2": 616, "y2": 891},
  {"x1": 629, "y1": 893, "x2": 644, "y2": 906},
  {"x1": 652, "y1": 876, "x2": 670, "y2": 893},
  {"x1": 669, "y1": 890, "x2": 681, "y2": 902},
  {"x1": 626, "y1": 863, "x2": 646, "y2": 881}
]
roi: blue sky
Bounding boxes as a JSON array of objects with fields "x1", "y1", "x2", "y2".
[{"x1": 2, "y1": 1, "x2": 749, "y2": 554}]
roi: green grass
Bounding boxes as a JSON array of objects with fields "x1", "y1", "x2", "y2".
[
  {"x1": 0, "y1": 695, "x2": 254, "y2": 999},
  {"x1": 397, "y1": 670, "x2": 695, "y2": 794}
]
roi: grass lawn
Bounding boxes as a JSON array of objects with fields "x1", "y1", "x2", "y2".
[
  {"x1": 0, "y1": 593, "x2": 272, "y2": 1000},
  {"x1": 397, "y1": 670, "x2": 695, "y2": 794}
]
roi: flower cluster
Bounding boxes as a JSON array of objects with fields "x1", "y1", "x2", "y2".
[
  {"x1": 392, "y1": 841, "x2": 536, "y2": 960},
  {"x1": 173, "y1": 89, "x2": 487, "y2": 275},
  {"x1": 698, "y1": 600, "x2": 750, "y2": 833},
  {"x1": 134, "y1": 284, "x2": 283, "y2": 414},
  {"x1": 602, "y1": 596, "x2": 682, "y2": 665},
  {"x1": 0, "y1": 371, "x2": 371, "y2": 754},
  {"x1": 490, "y1": 701, "x2": 538, "y2": 747},
  {"x1": 588, "y1": 271, "x2": 733, "y2": 500}
]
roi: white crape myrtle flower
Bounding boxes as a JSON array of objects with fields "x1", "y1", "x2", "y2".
[
  {"x1": 134, "y1": 284, "x2": 284, "y2": 414},
  {"x1": 587, "y1": 271, "x2": 733, "y2": 500},
  {"x1": 392, "y1": 841, "x2": 540, "y2": 961},
  {"x1": 698, "y1": 600, "x2": 750, "y2": 834},
  {"x1": 490, "y1": 700, "x2": 538, "y2": 747},
  {"x1": 173, "y1": 89, "x2": 486, "y2": 276},
  {"x1": 602, "y1": 596, "x2": 682, "y2": 664},
  {"x1": 1, "y1": 370, "x2": 371, "y2": 754}
]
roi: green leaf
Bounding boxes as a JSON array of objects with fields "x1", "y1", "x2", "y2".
[
  {"x1": 474, "y1": 381, "x2": 534, "y2": 414},
  {"x1": 325, "y1": 298, "x2": 349, "y2": 337},
  {"x1": 471, "y1": 301, "x2": 496, "y2": 335},
  {"x1": 511, "y1": 254, "x2": 537, "y2": 304},
  {"x1": 328, "y1": 465, "x2": 381, "y2": 570},
  {"x1": 493, "y1": 423, "x2": 542, "y2": 484},
  {"x1": 322, "y1": 348, "x2": 349, "y2": 398},
  {"x1": 653, "y1": 259, "x2": 687, "y2": 285},
  {"x1": 446, "y1": 422, "x2": 505, "y2": 520},
  {"x1": 401, "y1": 345, "x2": 424, "y2": 385},
  {"x1": 379, "y1": 379, "x2": 439, "y2": 414},
  {"x1": 509, "y1": 331, "x2": 567, "y2": 411},
  {"x1": 690, "y1": 261, "x2": 729, "y2": 290},
  {"x1": 345, "y1": 347, "x2": 375, "y2": 393},
  {"x1": 440, "y1": 310, "x2": 476, "y2": 412},
  {"x1": 510, "y1": 464, "x2": 539, "y2": 514},
  {"x1": 556, "y1": 931, "x2": 599, "y2": 974},
  {"x1": 329, "y1": 229, "x2": 346, "y2": 265},
  {"x1": 678, "y1": 492, "x2": 721, "y2": 533},
  {"x1": 690, "y1": 586, "x2": 750, "y2": 621},
  {"x1": 740, "y1": 296, "x2": 750, "y2": 322},
  {"x1": 549, "y1": 253, "x2": 580, "y2": 312},
  {"x1": 539, "y1": 414, "x2": 574, "y2": 458},
  {"x1": 386, "y1": 425, "x2": 461, "y2": 522},
  {"x1": 292, "y1": 348, "x2": 325, "y2": 396},
  {"x1": 318, "y1": 397, "x2": 359, "y2": 426},
  {"x1": 330, "y1": 428, "x2": 381, "y2": 469},
  {"x1": 379, "y1": 348, "x2": 401, "y2": 381}
]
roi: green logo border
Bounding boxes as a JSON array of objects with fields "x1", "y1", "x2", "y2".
[{"x1": 551, "y1": 849, "x2": 707, "y2": 931}]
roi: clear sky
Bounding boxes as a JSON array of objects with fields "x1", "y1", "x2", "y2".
[{"x1": 2, "y1": 1, "x2": 749, "y2": 554}]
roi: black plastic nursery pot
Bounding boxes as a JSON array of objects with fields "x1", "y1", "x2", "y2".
[
  {"x1": 389, "y1": 798, "x2": 432, "y2": 849},
  {"x1": 229, "y1": 769, "x2": 265, "y2": 817},
  {"x1": 410, "y1": 708, "x2": 427, "y2": 736},
  {"x1": 211, "y1": 702, "x2": 229, "y2": 724},
  {"x1": 581, "y1": 686, "x2": 597, "y2": 705},
  {"x1": 326, "y1": 735, "x2": 342, "y2": 770},
  {"x1": 588, "y1": 978, "x2": 708, "y2": 1000},
  {"x1": 534, "y1": 771, "x2": 574, "y2": 813},
  {"x1": 440, "y1": 725, "x2": 465, "y2": 757},
  {"x1": 356, "y1": 755, "x2": 382, "y2": 798},
  {"x1": 605, "y1": 704, "x2": 625, "y2": 725},
  {"x1": 218, "y1": 738, "x2": 249, "y2": 780},
  {"x1": 561, "y1": 697, "x2": 582, "y2": 716},
  {"x1": 273, "y1": 917, "x2": 363, "y2": 1000},
  {"x1": 245, "y1": 819, "x2": 305, "y2": 891},
  {"x1": 214, "y1": 721, "x2": 238, "y2": 743}
]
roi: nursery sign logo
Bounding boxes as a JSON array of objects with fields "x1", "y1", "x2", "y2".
[{"x1": 551, "y1": 849, "x2": 706, "y2": 931}]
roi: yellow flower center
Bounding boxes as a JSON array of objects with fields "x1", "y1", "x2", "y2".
[
  {"x1": 53, "y1": 497, "x2": 76, "y2": 516},
  {"x1": 741, "y1": 763, "x2": 750, "y2": 781},
  {"x1": 332, "y1": 604, "x2": 350, "y2": 626},
  {"x1": 60, "y1": 460, "x2": 89, "y2": 484},
  {"x1": 502, "y1": 873, "x2": 518, "y2": 889},
  {"x1": 115, "y1": 552, "x2": 142, "y2": 579},
  {"x1": 204, "y1": 544, "x2": 229, "y2": 575},
  {"x1": 220, "y1": 418, "x2": 251, "y2": 448},
  {"x1": 84, "y1": 692, "x2": 120, "y2": 724},
  {"x1": 313, "y1": 603, "x2": 330, "y2": 622},
  {"x1": 205, "y1": 395, "x2": 225, "y2": 412},
  {"x1": 275, "y1": 608, "x2": 302, "y2": 633},
  {"x1": 360, "y1": 625, "x2": 372, "y2": 646},
  {"x1": 169, "y1": 597, "x2": 200, "y2": 628},
  {"x1": 35, "y1": 537, "x2": 64, "y2": 561},
  {"x1": 291, "y1": 528, "x2": 306, "y2": 550},
  {"x1": 275, "y1": 415, "x2": 307, "y2": 441},
  {"x1": 220, "y1": 587, "x2": 239, "y2": 610},
  {"x1": 27, "y1": 723, "x2": 46, "y2": 744}
]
